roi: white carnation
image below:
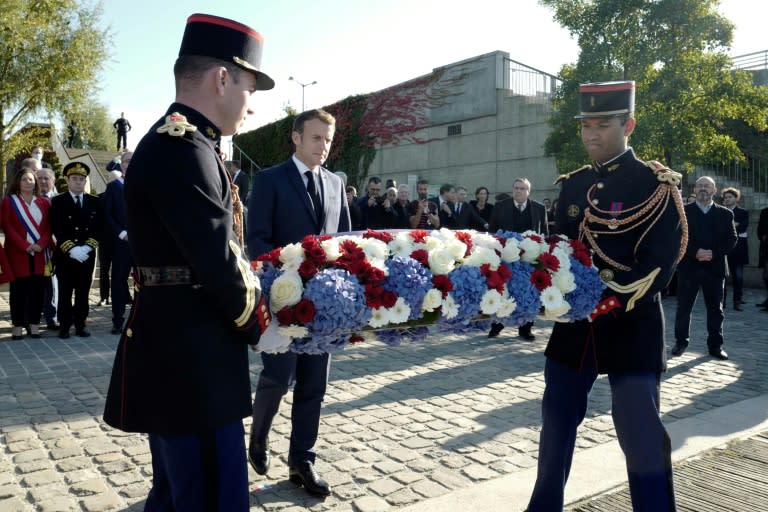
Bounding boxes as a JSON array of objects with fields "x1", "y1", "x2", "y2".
[
  {"x1": 424, "y1": 236, "x2": 442, "y2": 251},
  {"x1": 320, "y1": 238, "x2": 341, "y2": 262},
  {"x1": 269, "y1": 271, "x2": 304, "y2": 311},
  {"x1": 501, "y1": 240, "x2": 521, "y2": 263},
  {"x1": 496, "y1": 297, "x2": 518, "y2": 318},
  {"x1": 363, "y1": 238, "x2": 389, "y2": 261},
  {"x1": 552, "y1": 269, "x2": 577, "y2": 294},
  {"x1": 551, "y1": 247, "x2": 571, "y2": 271},
  {"x1": 541, "y1": 286, "x2": 571, "y2": 318},
  {"x1": 519, "y1": 237, "x2": 542, "y2": 263},
  {"x1": 278, "y1": 243, "x2": 305, "y2": 270},
  {"x1": 463, "y1": 246, "x2": 501, "y2": 269},
  {"x1": 446, "y1": 239, "x2": 468, "y2": 261},
  {"x1": 441, "y1": 294, "x2": 459, "y2": 319},
  {"x1": 422, "y1": 289, "x2": 443, "y2": 312},
  {"x1": 277, "y1": 325, "x2": 309, "y2": 339},
  {"x1": 472, "y1": 233, "x2": 503, "y2": 252},
  {"x1": 388, "y1": 236, "x2": 414, "y2": 258},
  {"x1": 368, "y1": 307, "x2": 390, "y2": 328},
  {"x1": 480, "y1": 289, "x2": 504, "y2": 315},
  {"x1": 388, "y1": 297, "x2": 411, "y2": 324}
]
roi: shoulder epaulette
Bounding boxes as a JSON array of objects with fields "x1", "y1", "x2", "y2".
[
  {"x1": 156, "y1": 112, "x2": 197, "y2": 137},
  {"x1": 646, "y1": 160, "x2": 682, "y2": 186},
  {"x1": 553, "y1": 165, "x2": 592, "y2": 185}
]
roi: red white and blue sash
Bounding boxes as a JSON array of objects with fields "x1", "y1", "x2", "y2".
[{"x1": 10, "y1": 194, "x2": 50, "y2": 264}]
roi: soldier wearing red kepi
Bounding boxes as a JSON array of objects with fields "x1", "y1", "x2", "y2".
[
  {"x1": 102, "y1": 13, "x2": 273, "y2": 511},
  {"x1": 525, "y1": 81, "x2": 686, "y2": 511}
]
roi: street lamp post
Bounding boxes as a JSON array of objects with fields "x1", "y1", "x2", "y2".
[{"x1": 288, "y1": 76, "x2": 317, "y2": 111}]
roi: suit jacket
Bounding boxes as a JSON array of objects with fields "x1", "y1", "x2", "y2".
[
  {"x1": 452, "y1": 201, "x2": 487, "y2": 230},
  {"x1": 489, "y1": 198, "x2": 548, "y2": 235},
  {"x1": 247, "y1": 157, "x2": 350, "y2": 258},
  {"x1": 727, "y1": 205, "x2": 749, "y2": 265},
  {"x1": 1, "y1": 195, "x2": 52, "y2": 278},
  {"x1": 50, "y1": 192, "x2": 102, "y2": 266},
  {"x1": 435, "y1": 196, "x2": 456, "y2": 228},
  {"x1": 103, "y1": 103, "x2": 264, "y2": 435},
  {"x1": 759, "y1": 207, "x2": 768, "y2": 268},
  {"x1": 233, "y1": 169, "x2": 251, "y2": 202},
  {"x1": 679, "y1": 202, "x2": 737, "y2": 278},
  {"x1": 548, "y1": 149, "x2": 685, "y2": 374},
  {"x1": 103, "y1": 179, "x2": 127, "y2": 239}
]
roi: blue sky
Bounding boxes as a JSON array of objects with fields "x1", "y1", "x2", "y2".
[{"x1": 96, "y1": 0, "x2": 763, "y2": 146}]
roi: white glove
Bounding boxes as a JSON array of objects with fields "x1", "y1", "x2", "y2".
[
  {"x1": 81, "y1": 245, "x2": 93, "y2": 255},
  {"x1": 69, "y1": 246, "x2": 88, "y2": 262}
]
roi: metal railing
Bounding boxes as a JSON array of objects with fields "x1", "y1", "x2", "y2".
[
  {"x1": 230, "y1": 141, "x2": 262, "y2": 175},
  {"x1": 505, "y1": 58, "x2": 562, "y2": 97},
  {"x1": 732, "y1": 50, "x2": 768, "y2": 71},
  {"x1": 694, "y1": 159, "x2": 768, "y2": 206}
]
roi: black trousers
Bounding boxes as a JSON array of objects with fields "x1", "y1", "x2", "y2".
[
  {"x1": 57, "y1": 256, "x2": 96, "y2": 330},
  {"x1": 9, "y1": 275, "x2": 45, "y2": 327},
  {"x1": 99, "y1": 245, "x2": 112, "y2": 301},
  {"x1": 116, "y1": 132, "x2": 127, "y2": 151},
  {"x1": 674, "y1": 266, "x2": 725, "y2": 350},
  {"x1": 110, "y1": 240, "x2": 132, "y2": 327}
]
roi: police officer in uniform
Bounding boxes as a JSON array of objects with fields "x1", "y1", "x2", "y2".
[
  {"x1": 50, "y1": 162, "x2": 103, "y2": 339},
  {"x1": 103, "y1": 14, "x2": 272, "y2": 511},
  {"x1": 526, "y1": 81, "x2": 685, "y2": 511}
]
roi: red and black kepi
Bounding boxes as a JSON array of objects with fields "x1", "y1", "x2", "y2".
[
  {"x1": 179, "y1": 13, "x2": 275, "y2": 91},
  {"x1": 575, "y1": 81, "x2": 635, "y2": 119}
]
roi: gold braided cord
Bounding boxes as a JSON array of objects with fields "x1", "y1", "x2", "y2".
[{"x1": 579, "y1": 182, "x2": 688, "y2": 272}]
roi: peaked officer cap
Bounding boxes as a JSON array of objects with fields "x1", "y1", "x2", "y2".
[
  {"x1": 179, "y1": 13, "x2": 275, "y2": 91},
  {"x1": 62, "y1": 161, "x2": 90, "y2": 177},
  {"x1": 575, "y1": 81, "x2": 635, "y2": 119}
]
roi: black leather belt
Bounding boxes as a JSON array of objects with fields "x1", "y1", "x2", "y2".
[{"x1": 136, "y1": 266, "x2": 196, "y2": 287}]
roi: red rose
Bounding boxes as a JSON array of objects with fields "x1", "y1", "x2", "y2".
[
  {"x1": 410, "y1": 230, "x2": 428, "y2": 243},
  {"x1": 276, "y1": 307, "x2": 295, "y2": 326},
  {"x1": 531, "y1": 269, "x2": 553, "y2": 291},
  {"x1": 411, "y1": 249, "x2": 429, "y2": 266},
  {"x1": 294, "y1": 299, "x2": 316, "y2": 324},
  {"x1": 256, "y1": 247, "x2": 281, "y2": 266},
  {"x1": 432, "y1": 275, "x2": 453, "y2": 297},
  {"x1": 538, "y1": 252, "x2": 561, "y2": 273},
  {"x1": 298, "y1": 260, "x2": 318, "y2": 280},
  {"x1": 381, "y1": 290, "x2": 398, "y2": 308},
  {"x1": 454, "y1": 231, "x2": 473, "y2": 256}
]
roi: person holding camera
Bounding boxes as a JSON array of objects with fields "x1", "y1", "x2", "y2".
[{"x1": 357, "y1": 176, "x2": 396, "y2": 229}]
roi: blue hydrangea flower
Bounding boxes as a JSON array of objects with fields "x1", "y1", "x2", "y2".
[
  {"x1": 439, "y1": 265, "x2": 487, "y2": 325},
  {"x1": 383, "y1": 256, "x2": 433, "y2": 320},
  {"x1": 502, "y1": 261, "x2": 541, "y2": 327},
  {"x1": 560, "y1": 256, "x2": 606, "y2": 321}
]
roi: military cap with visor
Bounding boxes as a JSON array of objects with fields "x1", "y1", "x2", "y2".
[
  {"x1": 62, "y1": 161, "x2": 90, "y2": 177},
  {"x1": 178, "y1": 13, "x2": 275, "y2": 91},
  {"x1": 575, "y1": 81, "x2": 635, "y2": 119}
]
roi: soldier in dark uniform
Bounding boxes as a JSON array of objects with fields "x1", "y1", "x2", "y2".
[
  {"x1": 113, "y1": 112, "x2": 132, "y2": 151},
  {"x1": 102, "y1": 13, "x2": 273, "y2": 511},
  {"x1": 526, "y1": 81, "x2": 685, "y2": 512},
  {"x1": 50, "y1": 162, "x2": 103, "y2": 339}
]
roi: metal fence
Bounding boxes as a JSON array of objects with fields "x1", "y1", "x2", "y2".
[
  {"x1": 732, "y1": 50, "x2": 768, "y2": 71},
  {"x1": 695, "y1": 159, "x2": 768, "y2": 207},
  {"x1": 505, "y1": 58, "x2": 562, "y2": 97}
]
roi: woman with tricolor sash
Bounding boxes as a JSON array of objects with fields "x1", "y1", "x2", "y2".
[{"x1": 1, "y1": 167, "x2": 52, "y2": 340}]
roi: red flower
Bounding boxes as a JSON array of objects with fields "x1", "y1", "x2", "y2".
[
  {"x1": 528, "y1": 234, "x2": 543, "y2": 243},
  {"x1": 363, "y1": 265, "x2": 386, "y2": 287},
  {"x1": 497, "y1": 264, "x2": 512, "y2": 282},
  {"x1": 294, "y1": 299, "x2": 316, "y2": 324},
  {"x1": 363, "y1": 229, "x2": 394, "y2": 243},
  {"x1": 479, "y1": 263, "x2": 492, "y2": 276},
  {"x1": 573, "y1": 250, "x2": 591, "y2": 267},
  {"x1": 454, "y1": 231, "x2": 473, "y2": 256},
  {"x1": 381, "y1": 290, "x2": 398, "y2": 308},
  {"x1": 531, "y1": 269, "x2": 553, "y2": 291},
  {"x1": 365, "y1": 284, "x2": 383, "y2": 308},
  {"x1": 410, "y1": 230, "x2": 428, "y2": 243},
  {"x1": 256, "y1": 247, "x2": 281, "y2": 266},
  {"x1": 301, "y1": 238, "x2": 326, "y2": 266},
  {"x1": 298, "y1": 260, "x2": 318, "y2": 280},
  {"x1": 538, "y1": 252, "x2": 561, "y2": 273},
  {"x1": 410, "y1": 249, "x2": 429, "y2": 266},
  {"x1": 349, "y1": 334, "x2": 365, "y2": 345},
  {"x1": 432, "y1": 275, "x2": 453, "y2": 297},
  {"x1": 317, "y1": 235, "x2": 333, "y2": 242},
  {"x1": 276, "y1": 307, "x2": 294, "y2": 326},
  {"x1": 486, "y1": 272, "x2": 505, "y2": 293}
]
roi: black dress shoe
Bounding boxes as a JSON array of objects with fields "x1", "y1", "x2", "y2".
[
  {"x1": 518, "y1": 330, "x2": 536, "y2": 341},
  {"x1": 488, "y1": 323, "x2": 504, "y2": 338},
  {"x1": 11, "y1": 334, "x2": 24, "y2": 340},
  {"x1": 75, "y1": 328, "x2": 91, "y2": 337},
  {"x1": 248, "y1": 437, "x2": 270, "y2": 476},
  {"x1": 671, "y1": 343, "x2": 687, "y2": 357},
  {"x1": 288, "y1": 461, "x2": 331, "y2": 497},
  {"x1": 709, "y1": 349, "x2": 729, "y2": 360},
  {"x1": 757, "y1": 300, "x2": 768, "y2": 308},
  {"x1": 58, "y1": 329, "x2": 70, "y2": 339},
  {"x1": 46, "y1": 322, "x2": 60, "y2": 330}
]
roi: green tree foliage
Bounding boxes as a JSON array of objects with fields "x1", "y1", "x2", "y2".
[
  {"x1": 63, "y1": 100, "x2": 114, "y2": 150},
  {"x1": 541, "y1": 0, "x2": 768, "y2": 174},
  {"x1": 0, "y1": 0, "x2": 110, "y2": 191}
]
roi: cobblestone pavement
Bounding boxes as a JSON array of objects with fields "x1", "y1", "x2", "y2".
[{"x1": 1, "y1": 286, "x2": 767, "y2": 511}]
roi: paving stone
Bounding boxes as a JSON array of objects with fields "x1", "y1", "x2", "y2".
[
  {"x1": 0, "y1": 496, "x2": 29, "y2": 512},
  {"x1": 15, "y1": 460, "x2": 51, "y2": 475},
  {"x1": 56, "y1": 457, "x2": 90, "y2": 472},
  {"x1": 70, "y1": 478, "x2": 108, "y2": 496},
  {"x1": 4, "y1": 430, "x2": 35, "y2": 443},
  {"x1": 411, "y1": 478, "x2": 451, "y2": 499},
  {"x1": 367, "y1": 478, "x2": 403, "y2": 497},
  {"x1": 12, "y1": 449, "x2": 46, "y2": 464},
  {"x1": 20, "y1": 469, "x2": 60, "y2": 488},
  {"x1": 36, "y1": 497, "x2": 78, "y2": 512},
  {"x1": 107, "y1": 471, "x2": 143, "y2": 487},
  {"x1": 80, "y1": 490, "x2": 124, "y2": 512},
  {"x1": 461, "y1": 463, "x2": 499, "y2": 481},
  {"x1": 351, "y1": 495, "x2": 390, "y2": 512},
  {"x1": 0, "y1": 485, "x2": 16, "y2": 500},
  {"x1": 118, "y1": 482, "x2": 150, "y2": 499}
]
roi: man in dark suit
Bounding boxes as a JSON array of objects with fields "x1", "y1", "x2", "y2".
[
  {"x1": 721, "y1": 187, "x2": 748, "y2": 311},
  {"x1": 436, "y1": 183, "x2": 457, "y2": 228},
  {"x1": 758, "y1": 206, "x2": 768, "y2": 310},
  {"x1": 103, "y1": 152, "x2": 133, "y2": 334},
  {"x1": 673, "y1": 176, "x2": 737, "y2": 360},
  {"x1": 50, "y1": 162, "x2": 103, "y2": 339},
  {"x1": 113, "y1": 112, "x2": 132, "y2": 151},
  {"x1": 102, "y1": 14, "x2": 272, "y2": 510},
  {"x1": 526, "y1": 81, "x2": 682, "y2": 511},
  {"x1": 247, "y1": 108, "x2": 350, "y2": 497},
  {"x1": 453, "y1": 186, "x2": 488, "y2": 230},
  {"x1": 488, "y1": 177, "x2": 548, "y2": 340},
  {"x1": 230, "y1": 160, "x2": 251, "y2": 202}
]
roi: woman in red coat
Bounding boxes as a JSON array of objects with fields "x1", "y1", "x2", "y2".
[{"x1": 1, "y1": 167, "x2": 52, "y2": 339}]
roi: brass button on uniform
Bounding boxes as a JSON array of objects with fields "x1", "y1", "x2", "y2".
[{"x1": 597, "y1": 182, "x2": 605, "y2": 189}]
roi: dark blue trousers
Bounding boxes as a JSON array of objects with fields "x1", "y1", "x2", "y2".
[
  {"x1": 251, "y1": 351, "x2": 330, "y2": 466},
  {"x1": 674, "y1": 266, "x2": 725, "y2": 350},
  {"x1": 110, "y1": 239, "x2": 132, "y2": 328},
  {"x1": 144, "y1": 421, "x2": 248, "y2": 512},
  {"x1": 527, "y1": 354, "x2": 675, "y2": 511}
]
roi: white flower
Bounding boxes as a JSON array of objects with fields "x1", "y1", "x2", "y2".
[
  {"x1": 480, "y1": 289, "x2": 504, "y2": 315},
  {"x1": 551, "y1": 247, "x2": 571, "y2": 271},
  {"x1": 388, "y1": 297, "x2": 411, "y2": 324},
  {"x1": 496, "y1": 297, "x2": 518, "y2": 318},
  {"x1": 434, "y1": 228, "x2": 457, "y2": 241},
  {"x1": 428, "y1": 247, "x2": 456, "y2": 275},
  {"x1": 519, "y1": 237, "x2": 542, "y2": 263},
  {"x1": 541, "y1": 286, "x2": 571, "y2": 318},
  {"x1": 552, "y1": 269, "x2": 577, "y2": 294},
  {"x1": 363, "y1": 238, "x2": 389, "y2": 262},
  {"x1": 472, "y1": 232, "x2": 503, "y2": 252},
  {"x1": 422, "y1": 289, "x2": 443, "y2": 312},
  {"x1": 501, "y1": 239, "x2": 521, "y2": 263},
  {"x1": 320, "y1": 238, "x2": 341, "y2": 262},
  {"x1": 463, "y1": 245, "x2": 500, "y2": 269},
  {"x1": 441, "y1": 294, "x2": 459, "y2": 319},
  {"x1": 277, "y1": 325, "x2": 309, "y2": 338},
  {"x1": 388, "y1": 235, "x2": 414, "y2": 258},
  {"x1": 424, "y1": 236, "x2": 442, "y2": 251},
  {"x1": 269, "y1": 271, "x2": 304, "y2": 311},
  {"x1": 278, "y1": 243, "x2": 305, "y2": 271},
  {"x1": 368, "y1": 307, "x2": 390, "y2": 328},
  {"x1": 446, "y1": 239, "x2": 468, "y2": 261}
]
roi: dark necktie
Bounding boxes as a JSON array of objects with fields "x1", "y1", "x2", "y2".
[
  {"x1": 75, "y1": 195, "x2": 81, "y2": 208},
  {"x1": 305, "y1": 171, "x2": 322, "y2": 222},
  {"x1": 456, "y1": 203, "x2": 461, "y2": 215}
]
